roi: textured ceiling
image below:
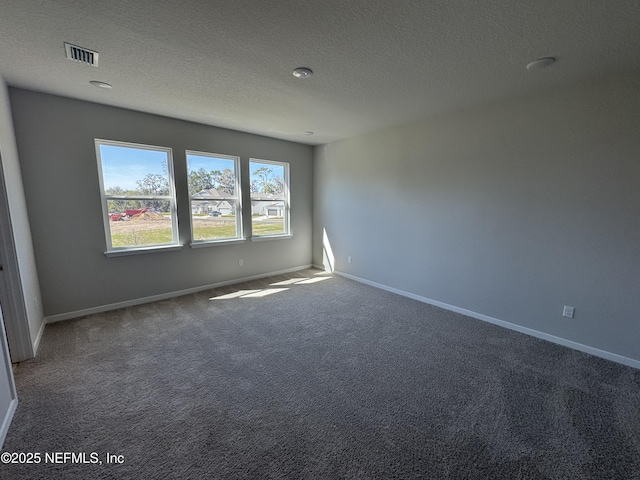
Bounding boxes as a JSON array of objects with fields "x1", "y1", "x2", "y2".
[{"x1": 0, "y1": 0, "x2": 639, "y2": 145}]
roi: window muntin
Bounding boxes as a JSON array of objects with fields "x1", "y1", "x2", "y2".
[
  {"x1": 249, "y1": 159, "x2": 290, "y2": 237},
  {"x1": 96, "y1": 140, "x2": 179, "y2": 252},
  {"x1": 187, "y1": 151, "x2": 242, "y2": 243}
]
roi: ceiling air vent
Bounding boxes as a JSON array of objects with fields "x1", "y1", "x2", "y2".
[{"x1": 64, "y1": 42, "x2": 99, "y2": 67}]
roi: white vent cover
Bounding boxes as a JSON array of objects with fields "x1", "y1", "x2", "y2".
[{"x1": 64, "y1": 42, "x2": 99, "y2": 67}]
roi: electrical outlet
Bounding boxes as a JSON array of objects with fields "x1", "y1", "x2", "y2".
[
  {"x1": 238, "y1": 259, "x2": 244, "y2": 266},
  {"x1": 562, "y1": 305, "x2": 575, "y2": 318},
  {"x1": 348, "y1": 256, "x2": 352, "y2": 264}
]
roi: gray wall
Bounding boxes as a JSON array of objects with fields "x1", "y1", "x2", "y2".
[
  {"x1": 0, "y1": 78, "x2": 44, "y2": 360},
  {"x1": 10, "y1": 89, "x2": 313, "y2": 318},
  {"x1": 313, "y1": 71, "x2": 640, "y2": 363}
]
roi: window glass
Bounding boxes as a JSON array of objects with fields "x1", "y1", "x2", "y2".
[
  {"x1": 249, "y1": 159, "x2": 290, "y2": 237},
  {"x1": 96, "y1": 140, "x2": 178, "y2": 251},
  {"x1": 187, "y1": 152, "x2": 242, "y2": 242}
]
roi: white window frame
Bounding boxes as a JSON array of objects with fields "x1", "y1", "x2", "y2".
[
  {"x1": 186, "y1": 150, "x2": 243, "y2": 246},
  {"x1": 95, "y1": 139, "x2": 180, "y2": 256},
  {"x1": 249, "y1": 158, "x2": 291, "y2": 240}
]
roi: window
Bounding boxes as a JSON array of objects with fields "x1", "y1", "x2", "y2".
[
  {"x1": 95, "y1": 140, "x2": 179, "y2": 253},
  {"x1": 249, "y1": 159, "x2": 290, "y2": 238},
  {"x1": 186, "y1": 151, "x2": 242, "y2": 243}
]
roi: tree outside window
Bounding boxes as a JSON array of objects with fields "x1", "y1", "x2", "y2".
[{"x1": 249, "y1": 159, "x2": 290, "y2": 237}]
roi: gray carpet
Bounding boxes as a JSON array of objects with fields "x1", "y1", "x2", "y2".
[{"x1": 2, "y1": 268, "x2": 640, "y2": 479}]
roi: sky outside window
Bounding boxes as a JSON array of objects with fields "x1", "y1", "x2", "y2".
[
  {"x1": 187, "y1": 154, "x2": 235, "y2": 173},
  {"x1": 250, "y1": 162, "x2": 284, "y2": 179},
  {"x1": 101, "y1": 146, "x2": 282, "y2": 191},
  {"x1": 100, "y1": 145, "x2": 169, "y2": 191}
]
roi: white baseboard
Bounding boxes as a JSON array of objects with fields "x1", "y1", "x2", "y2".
[
  {"x1": 46, "y1": 265, "x2": 313, "y2": 324},
  {"x1": 0, "y1": 397, "x2": 17, "y2": 448},
  {"x1": 336, "y1": 271, "x2": 640, "y2": 371},
  {"x1": 31, "y1": 317, "x2": 46, "y2": 354}
]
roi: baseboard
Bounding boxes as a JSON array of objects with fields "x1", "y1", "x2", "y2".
[
  {"x1": 0, "y1": 397, "x2": 17, "y2": 448},
  {"x1": 336, "y1": 271, "x2": 640, "y2": 371},
  {"x1": 46, "y1": 265, "x2": 313, "y2": 324},
  {"x1": 31, "y1": 317, "x2": 46, "y2": 355}
]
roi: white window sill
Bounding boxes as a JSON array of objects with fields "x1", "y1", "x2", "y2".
[
  {"x1": 190, "y1": 239, "x2": 245, "y2": 248},
  {"x1": 250, "y1": 234, "x2": 292, "y2": 243},
  {"x1": 104, "y1": 244, "x2": 183, "y2": 257}
]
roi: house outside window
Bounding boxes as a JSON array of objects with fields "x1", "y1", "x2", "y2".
[
  {"x1": 249, "y1": 159, "x2": 290, "y2": 238},
  {"x1": 95, "y1": 139, "x2": 179, "y2": 254},
  {"x1": 187, "y1": 151, "x2": 242, "y2": 243}
]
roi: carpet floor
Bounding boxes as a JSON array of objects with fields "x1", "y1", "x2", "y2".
[{"x1": 2, "y1": 268, "x2": 640, "y2": 479}]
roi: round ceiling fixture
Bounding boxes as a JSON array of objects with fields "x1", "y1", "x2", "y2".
[
  {"x1": 526, "y1": 57, "x2": 556, "y2": 70},
  {"x1": 292, "y1": 67, "x2": 313, "y2": 79},
  {"x1": 90, "y1": 80, "x2": 113, "y2": 89}
]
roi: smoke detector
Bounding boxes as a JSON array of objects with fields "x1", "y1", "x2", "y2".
[
  {"x1": 64, "y1": 42, "x2": 99, "y2": 67},
  {"x1": 292, "y1": 67, "x2": 313, "y2": 79},
  {"x1": 526, "y1": 57, "x2": 555, "y2": 70}
]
